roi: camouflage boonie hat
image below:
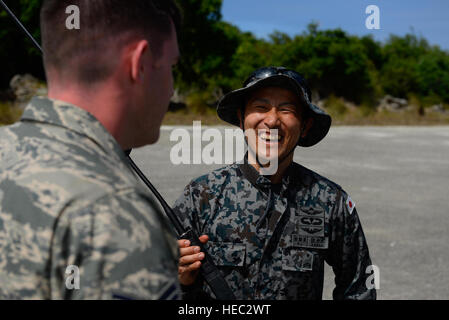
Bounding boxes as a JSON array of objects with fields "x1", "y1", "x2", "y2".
[{"x1": 217, "y1": 66, "x2": 332, "y2": 147}]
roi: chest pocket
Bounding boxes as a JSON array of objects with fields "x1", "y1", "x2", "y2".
[
  {"x1": 207, "y1": 242, "x2": 246, "y2": 267},
  {"x1": 282, "y1": 248, "x2": 314, "y2": 272},
  {"x1": 287, "y1": 204, "x2": 329, "y2": 250}
]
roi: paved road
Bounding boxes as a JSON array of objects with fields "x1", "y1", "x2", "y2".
[{"x1": 131, "y1": 126, "x2": 449, "y2": 300}]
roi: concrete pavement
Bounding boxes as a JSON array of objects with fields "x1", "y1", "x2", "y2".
[{"x1": 131, "y1": 125, "x2": 449, "y2": 300}]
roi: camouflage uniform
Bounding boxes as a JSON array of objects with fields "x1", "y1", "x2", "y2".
[
  {"x1": 0, "y1": 97, "x2": 180, "y2": 300},
  {"x1": 174, "y1": 160, "x2": 376, "y2": 300}
]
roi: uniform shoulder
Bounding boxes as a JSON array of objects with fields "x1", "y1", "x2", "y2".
[
  {"x1": 291, "y1": 162, "x2": 356, "y2": 216},
  {"x1": 64, "y1": 186, "x2": 160, "y2": 220},
  {"x1": 0, "y1": 120, "x2": 140, "y2": 201},
  {"x1": 291, "y1": 162, "x2": 347, "y2": 196},
  {"x1": 188, "y1": 163, "x2": 239, "y2": 189},
  {"x1": 61, "y1": 186, "x2": 177, "y2": 254}
]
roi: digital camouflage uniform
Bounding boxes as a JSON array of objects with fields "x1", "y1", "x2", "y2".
[
  {"x1": 0, "y1": 97, "x2": 180, "y2": 300},
  {"x1": 174, "y1": 160, "x2": 376, "y2": 300}
]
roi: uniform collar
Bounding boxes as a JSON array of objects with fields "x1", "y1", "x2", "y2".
[
  {"x1": 237, "y1": 155, "x2": 306, "y2": 192},
  {"x1": 20, "y1": 96, "x2": 126, "y2": 160}
]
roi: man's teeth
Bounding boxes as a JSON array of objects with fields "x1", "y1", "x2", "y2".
[{"x1": 259, "y1": 132, "x2": 281, "y2": 141}]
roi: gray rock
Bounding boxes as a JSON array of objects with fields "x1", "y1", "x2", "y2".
[
  {"x1": 378, "y1": 95, "x2": 409, "y2": 112},
  {"x1": 429, "y1": 103, "x2": 448, "y2": 114}
]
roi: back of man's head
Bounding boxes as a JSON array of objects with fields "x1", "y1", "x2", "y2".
[{"x1": 40, "y1": 0, "x2": 181, "y2": 84}]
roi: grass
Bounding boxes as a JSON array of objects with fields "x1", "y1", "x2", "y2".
[
  {"x1": 0, "y1": 101, "x2": 22, "y2": 125},
  {"x1": 330, "y1": 108, "x2": 449, "y2": 126},
  {"x1": 2, "y1": 99, "x2": 449, "y2": 127},
  {"x1": 163, "y1": 100, "x2": 449, "y2": 126},
  {"x1": 324, "y1": 98, "x2": 449, "y2": 126},
  {"x1": 162, "y1": 110, "x2": 229, "y2": 126}
]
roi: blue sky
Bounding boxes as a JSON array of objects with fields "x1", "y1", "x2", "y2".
[{"x1": 221, "y1": 0, "x2": 449, "y2": 50}]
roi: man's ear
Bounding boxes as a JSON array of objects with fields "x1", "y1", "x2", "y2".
[
  {"x1": 301, "y1": 117, "x2": 314, "y2": 138},
  {"x1": 130, "y1": 40, "x2": 150, "y2": 83}
]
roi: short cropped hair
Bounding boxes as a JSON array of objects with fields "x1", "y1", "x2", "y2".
[{"x1": 40, "y1": 0, "x2": 181, "y2": 83}]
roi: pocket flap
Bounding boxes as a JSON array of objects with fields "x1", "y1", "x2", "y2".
[{"x1": 282, "y1": 248, "x2": 314, "y2": 271}]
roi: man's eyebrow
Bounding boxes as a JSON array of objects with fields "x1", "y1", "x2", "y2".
[
  {"x1": 250, "y1": 98, "x2": 270, "y2": 104},
  {"x1": 279, "y1": 101, "x2": 297, "y2": 107}
]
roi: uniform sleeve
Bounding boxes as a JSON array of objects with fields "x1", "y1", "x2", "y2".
[
  {"x1": 173, "y1": 180, "x2": 210, "y2": 234},
  {"x1": 172, "y1": 181, "x2": 198, "y2": 231},
  {"x1": 173, "y1": 182, "x2": 211, "y2": 300},
  {"x1": 325, "y1": 191, "x2": 377, "y2": 300},
  {"x1": 49, "y1": 188, "x2": 181, "y2": 300}
]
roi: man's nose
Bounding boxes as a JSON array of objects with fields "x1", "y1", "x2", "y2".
[{"x1": 263, "y1": 108, "x2": 281, "y2": 128}]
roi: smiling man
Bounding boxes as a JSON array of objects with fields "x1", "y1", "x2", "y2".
[
  {"x1": 174, "y1": 66, "x2": 376, "y2": 300},
  {"x1": 242, "y1": 85, "x2": 311, "y2": 179}
]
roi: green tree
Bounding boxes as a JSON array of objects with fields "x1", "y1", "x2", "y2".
[
  {"x1": 230, "y1": 32, "x2": 274, "y2": 86},
  {"x1": 0, "y1": 0, "x2": 44, "y2": 89},
  {"x1": 273, "y1": 25, "x2": 379, "y2": 104},
  {"x1": 2, "y1": 1, "x2": 448, "y2": 109},
  {"x1": 379, "y1": 34, "x2": 428, "y2": 99},
  {"x1": 416, "y1": 48, "x2": 449, "y2": 103},
  {"x1": 175, "y1": 0, "x2": 242, "y2": 94}
]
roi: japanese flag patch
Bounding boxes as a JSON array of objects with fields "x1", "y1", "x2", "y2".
[{"x1": 346, "y1": 196, "x2": 356, "y2": 215}]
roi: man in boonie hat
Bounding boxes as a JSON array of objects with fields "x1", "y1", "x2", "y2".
[{"x1": 174, "y1": 67, "x2": 376, "y2": 300}]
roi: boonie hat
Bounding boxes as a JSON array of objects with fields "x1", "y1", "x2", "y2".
[{"x1": 217, "y1": 66, "x2": 332, "y2": 147}]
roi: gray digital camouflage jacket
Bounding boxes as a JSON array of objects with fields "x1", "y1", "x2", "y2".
[
  {"x1": 0, "y1": 97, "x2": 180, "y2": 300},
  {"x1": 173, "y1": 160, "x2": 376, "y2": 300}
]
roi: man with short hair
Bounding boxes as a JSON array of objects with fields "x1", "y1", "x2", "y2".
[
  {"x1": 175, "y1": 67, "x2": 376, "y2": 300},
  {"x1": 0, "y1": 0, "x2": 181, "y2": 299}
]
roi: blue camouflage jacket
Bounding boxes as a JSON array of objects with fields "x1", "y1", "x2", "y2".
[{"x1": 173, "y1": 160, "x2": 376, "y2": 300}]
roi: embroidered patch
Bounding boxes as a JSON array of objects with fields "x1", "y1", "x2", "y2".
[
  {"x1": 297, "y1": 207, "x2": 325, "y2": 237},
  {"x1": 292, "y1": 205, "x2": 328, "y2": 249},
  {"x1": 292, "y1": 234, "x2": 329, "y2": 249},
  {"x1": 297, "y1": 206, "x2": 323, "y2": 216},
  {"x1": 346, "y1": 195, "x2": 356, "y2": 215}
]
